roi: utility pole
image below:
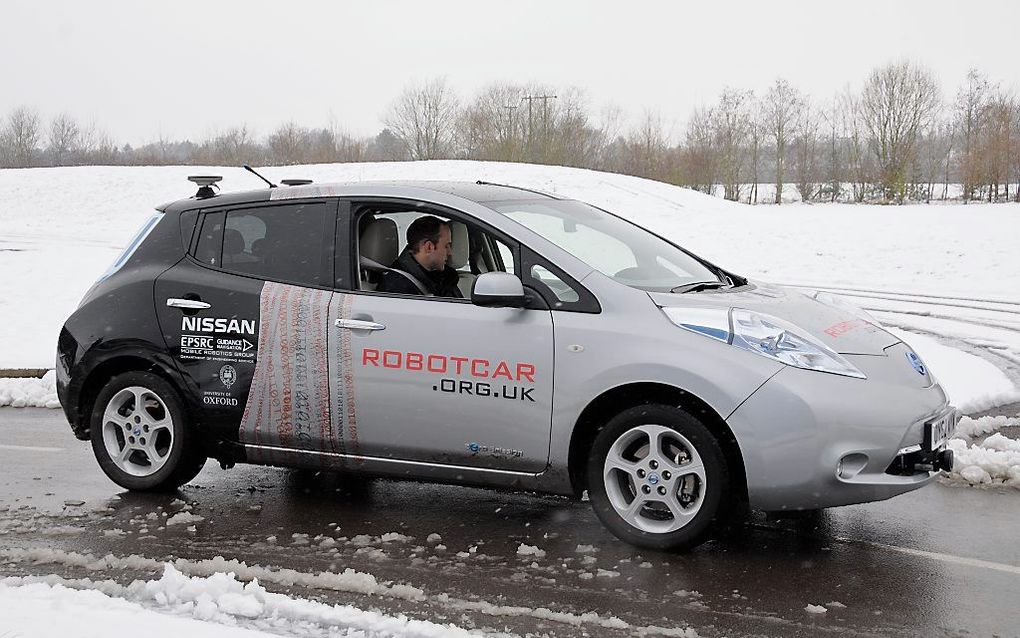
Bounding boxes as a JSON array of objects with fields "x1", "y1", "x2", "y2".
[
  {"x1": 520, "y1": 94, "x2": 557, "y2": 160},
  {"x1": 502, "y1": 103, "x2": 519, "y2": 160}
]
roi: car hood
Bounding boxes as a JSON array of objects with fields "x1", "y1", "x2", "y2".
[{"x1": 648, "y1": 281, "x2": 900, "y2": 356}]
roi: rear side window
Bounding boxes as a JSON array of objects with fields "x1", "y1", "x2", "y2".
[
  {"x1": 193, "y1": 203, "x2": 330, "y2": 287},
  {"x1": 195, "y1": 211, "x2": 224, "y2": 266},
  {"x1": 95, "y1": 212, "x2": 165, "y2": 283}
]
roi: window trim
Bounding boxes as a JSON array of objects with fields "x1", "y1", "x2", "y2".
[
  {"x1": 522, "y1": 246, "x2": 601, "y2": 314},
  {"x1": 186, "y1": 199, "x2": 339, "y2": 292}
]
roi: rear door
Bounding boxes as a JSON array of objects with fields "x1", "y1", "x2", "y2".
[{"x1": 154, "y1": 199, "x2": 337, "y2": 451}]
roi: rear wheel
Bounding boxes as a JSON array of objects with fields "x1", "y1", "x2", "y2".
[
  {"x1": 587, "y1": 404, "x2": 729, "y2": 551},
  {"x1": 89, "y1": 371, "x2": 205, "y2": 491}
]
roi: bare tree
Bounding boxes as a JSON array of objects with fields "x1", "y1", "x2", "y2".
[
  {"x1": 792, "y1": 104, "x2": 821, "y2": 202},
  {"x1": 917, "y1": 119, "x2": 954, "y2": 202},
  {"x1": 681, "y1": 106, "x2": 717, "y2": 193},
  {"x1": 266, "y1": 122, "x2": 312, "y2": 165},
  {"x1": 47, "y1": 113, "x2": 80, "y2": 166},
  {"x1": 762, "y1": 79, "x2": 805, "y2": 204},
  {"x1": 837, "y1": 89, "x2": 872, "y2": 202},
  {"x1": 980, "y1": 92, "x2": 1017, "y2": 201},
  {"x1": 385, "y1": 78, "x2": 460, "y2": 160},
  {"x1": 820, "y1": 100, "x2": 843, "y2": 202},
  {"x1": 1, "y1": 106, "x2": 42, "y2": 168},
  {"x1": 218, "y1": 125, "x2": 259, "y2": 164},
  {"x1": 458, "y1": 82, "x2": 527, "y2": 162},
  {"x1": 627, "y1": 110, "x2": 670, "y2": 182},
  {"x1": 78, "y1": 120, "x2": 119, "y2": 164},
  {"x1": 954, "y1": 69, "x2": 993, "y2": 201},
  {"x1": 746, "y1": 96, "x2": 763, "y2": 204},
  {"x1": 860, "y1": 61, "x2": 942, "y2": 202},
  {"x1": 541, "y1": 88, "x2": 605, "y2": 168},
  {"x1": 712, "y1": 88, "x2": 752, "y2": 201}
]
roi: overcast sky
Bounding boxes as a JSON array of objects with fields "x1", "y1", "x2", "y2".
[{"x1": 3, "y1": 0, "x2": 1018, "y2": 146}]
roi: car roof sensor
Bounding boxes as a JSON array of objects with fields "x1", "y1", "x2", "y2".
[{"x1": 187, "y1": 175, "x2": 222, "y2": 199}]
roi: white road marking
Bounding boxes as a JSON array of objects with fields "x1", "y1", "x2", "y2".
[
  {"x1": 856, "y1": 539, "x2": 1020, "y2": 575},
  {"x1": 0, "y1": 444, "x2": 65, "y2": 453}
]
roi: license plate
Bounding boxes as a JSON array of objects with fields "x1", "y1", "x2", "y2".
[{"x1": 923, "y1": 412, "x2": 955, "y2": 452}]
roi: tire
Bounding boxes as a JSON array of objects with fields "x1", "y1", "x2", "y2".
[
  {"x1": 89, "y1": 371, "x2": 206, "y2": 491},
  {"x1": 586, "y1": 404, "x2": 729, "y2": 551}
]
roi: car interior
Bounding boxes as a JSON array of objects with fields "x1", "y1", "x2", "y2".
[{"x1": 355, "y1": 207, "x2": 514, "y2": 297}]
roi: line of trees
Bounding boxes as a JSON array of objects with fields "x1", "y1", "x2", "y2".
[{"x1": 2, "y1": 61, "x2": 1017, "y2": 204}]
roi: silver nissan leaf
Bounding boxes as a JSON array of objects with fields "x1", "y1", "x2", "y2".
[{"x1": 58, "y1": 179, "x2": 957, "y2": 550}]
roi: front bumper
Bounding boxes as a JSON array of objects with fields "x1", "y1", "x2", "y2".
[{"x1": 727, "y1": 351, "x2": 956, "y2": 511}]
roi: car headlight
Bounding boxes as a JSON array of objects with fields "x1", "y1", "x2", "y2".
[{"x1": 660, "y1": 307, "x2": 867, "y2": 379}]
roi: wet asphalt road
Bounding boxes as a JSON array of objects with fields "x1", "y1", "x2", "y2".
[{"x1": 2, "y1": 408, "x2": 1019, "y2": 638}]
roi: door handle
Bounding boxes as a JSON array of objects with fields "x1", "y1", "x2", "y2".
[
  {"x1": 335, "y1": 318, "x2": 385, "y2": 331},
  {"x1": 167, "y1": 298, "x2": 212, "y2": 310}
]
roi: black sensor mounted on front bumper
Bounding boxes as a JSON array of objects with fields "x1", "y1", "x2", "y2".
[{"x1": 886, "y1": 447, "x2": 954, "y2": 475}]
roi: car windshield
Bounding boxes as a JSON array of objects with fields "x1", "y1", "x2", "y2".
[{"x1": 489, "y1": 199, "x2": 723, "y2": 293}]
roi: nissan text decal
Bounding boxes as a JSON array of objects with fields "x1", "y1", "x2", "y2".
[
  {"x1": 179, "y1": 315, "x2": 258, "y2": 365},
  {"x1": 362, "y1": 349, "x2": 538, "y2": 402},
  {"x1": 181, "y1": 316, "x2": 257, "y2": 335}
]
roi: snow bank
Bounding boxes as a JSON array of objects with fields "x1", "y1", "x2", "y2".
[
  {"x1": 1, "y1": 564, "x2": 472, "y2": 638},
  {"x1": 1, "y1": 547, "x2": 700, "y2": 637},
  {"x1": 0, "y1": 577, "x2": 280, "y2": 638},
  {"x1": 0, "y1": 547, "x2": 426, "y2": 601},
  {"x1": 0, "y1": 369, "x2": 59, "y2": 408}
]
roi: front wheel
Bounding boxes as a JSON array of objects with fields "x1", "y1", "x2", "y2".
[
  {"x1": 89, "y1": 371, "x2": 205, "y2": 491},
  {"x1": 587, "y1": 404, "x2": 729, "y2": 551}
]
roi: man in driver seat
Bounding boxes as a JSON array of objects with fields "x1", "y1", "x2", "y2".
[{"x1": 377, "y1": 215, "x2": 463, "y2": 298}]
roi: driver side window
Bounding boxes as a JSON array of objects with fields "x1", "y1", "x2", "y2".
[{"x1": 354, "y1": 205, "x2": 517, "y2": 299}]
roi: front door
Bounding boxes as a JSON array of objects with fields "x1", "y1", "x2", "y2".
[{"x1": 336, "y1": 293, "x2": 554, "y2": 471}]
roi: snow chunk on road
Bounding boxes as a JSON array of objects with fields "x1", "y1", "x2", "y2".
[
  {"x1": 0, "y1": 371, "x2": 59, "y2": 408},
  {"x1": 944, "y1": 434, "x2": 1020, "y2": 488},
  {"x1": 956, "y1": 415, "x2": 1018, "y2": 439},
  {"x1": 517, "y1": 543, "x2": 546, "y2": 559},
  {"x1": 165, "y1": 513, "x2": 205, "y2": 526}
]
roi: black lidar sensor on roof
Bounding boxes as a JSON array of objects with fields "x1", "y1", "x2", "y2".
[{"x1": 188, "y1": 175, "x2": 222, "y2": 199}]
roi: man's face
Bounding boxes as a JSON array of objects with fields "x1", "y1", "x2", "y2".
[{"x1": 422, "y1": 224, "x2": 453, "y2": 271}]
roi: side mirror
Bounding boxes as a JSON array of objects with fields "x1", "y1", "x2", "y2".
[{"x1": 471, "y1": 272, "x2": 526, "y2": 308}]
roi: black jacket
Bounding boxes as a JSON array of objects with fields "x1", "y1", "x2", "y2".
[{"x1": 377, "y1": 250, "x2": 464, "y2": 298}]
